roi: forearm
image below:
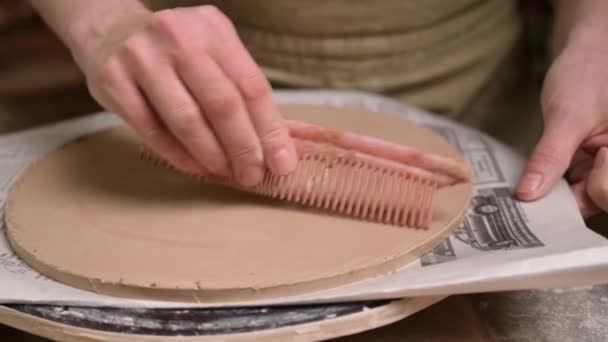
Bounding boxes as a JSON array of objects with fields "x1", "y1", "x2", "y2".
[
  {"x1": 552, "y1": 0, "x2": 608, "y2": 54},
  {"x1": 28, "y1": 0, "x2": 150, "y2": 65}
]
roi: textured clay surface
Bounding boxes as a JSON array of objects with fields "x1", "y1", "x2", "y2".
[{"x1": 5, "y1": 104, "x2": 472, "y2": 302}]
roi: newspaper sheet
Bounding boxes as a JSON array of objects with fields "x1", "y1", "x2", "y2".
[{"x1": 0, "y1": 90, "x2": 607, "y2": 308}]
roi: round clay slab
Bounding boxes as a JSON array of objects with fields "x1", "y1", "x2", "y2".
[{"x1": 5, "y1": 104, "x2": 472, "y2": 302}]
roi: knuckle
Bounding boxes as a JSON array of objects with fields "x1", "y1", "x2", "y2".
[
  {"x1": 122, "y1": 35, "x2": 173, "y2": 72},
  {"x1": 178, "y1": 45, "x2": 198, "y2": 63},
  {"x1": 141, "y1": 129, "x2": 170, "y2": 152},
  {"x1": 532, "y1": 146, "x2": 567, "y2": 168},
  {"x1": 229, "y1": 143, "x2": 260, "y2": 163},
  {"x1": 541, "y1": 91, "x2": 574, "y2": 121},
  {"x1": 172, "y1": 108, "x2": 201, "y2": 136},
  {"x1": 121, "y1": 35, "x2": 150, "y2": 63},
  {"x1": 151, "y1": 10, "x2": 192, "y2": 52},
  {"x1": 259, "y1": 124, "x2": 286, "y2": 147},
  {"x1": 140, "y1": 124, "x2": 162, "y2": 140},
  {"x1": 197, "y1": 5, "x2": 234, "y2": 35},
  {"x1": 239, "y1": 75, "x2": 270, "y2": 101},
  {"x1": 205, "y1": 93, "x2": 240, "y2": 116},
  {"x1": 141, "y1": 130, "x2": 175, "y2": 158},
  {"x1": 124, "y1": 108, "x2": 156, "y2": 132},
  {"x1": 122, "y1": 34, "x2": 146, "y2": 55},
  {"x1": 197, "y1": 5, "x2": 227, "y2": 22},
  {"x1": 95, "y1": 57, "x2": 122, "y2": 89},
  {"x1": 153, "y1": 9, "x2": 181, "y2": 36}
]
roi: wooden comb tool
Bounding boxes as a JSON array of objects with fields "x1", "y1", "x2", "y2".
[{"x1": 140, "y1": 121, "x2": 471, "y2": 229}]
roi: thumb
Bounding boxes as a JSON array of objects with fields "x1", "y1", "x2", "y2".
[{"x1": 516, "y1": 120, "x2": 586, "y2": 201}]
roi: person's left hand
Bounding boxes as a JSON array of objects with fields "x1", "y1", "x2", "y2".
[{"x1": 516, "y1": 27, "x2": 608, "y2": 218}]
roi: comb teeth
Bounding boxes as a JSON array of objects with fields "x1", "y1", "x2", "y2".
[
  {"x1": 140, "y1": 149, "x2": 437, "y2": 229},
  {"x1": 256, "y1": 153, "x2": 437, "y2": 228}
]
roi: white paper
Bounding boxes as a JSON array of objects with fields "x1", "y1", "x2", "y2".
[{"x1": 1, "y1": 90, "x2": 607, "y2": 308}]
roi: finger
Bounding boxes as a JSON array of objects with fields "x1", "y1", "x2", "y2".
[
  {"x1": 568, "y1": 161, "x2": 593, "y2": 184},
  {"x1": 586, "y1": 147, "x2": 608, "y2": 213},
  {"x1": 93, "y1": 57, "x2": 203, "y2": 175},
  {"x1": 517, "y1": 118, "x2": 587, "y2": 201},
  {"x1": 200, "y1": 8, "x2": 297, "y2": 176},
  {"x1": 122, "y1": 36, "x2": 230, "y2": 177},
  {"x1": 177, "y1": 53, "x2": 265, "y2": 187},
  {"x1": 583, "y1": 134, "x2": 608, "y2": 151},
  {"x1": 566, "y1": 151, "x2": 593, "y2": 183},
  {"x1": 571, "y1": 181, "x2": 601, "y2": 219}
]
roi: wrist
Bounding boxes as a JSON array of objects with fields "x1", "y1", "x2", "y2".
[
  {"x1": 561, "y1": 20, "x2": 608, "y2": 57},
  {"x1": 553, "y1": 0, "x2": 608, "y2": 55}
]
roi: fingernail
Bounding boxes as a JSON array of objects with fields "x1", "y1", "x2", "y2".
[
  {"x1": 239, "y1": 166, "x2": 265, "y2": 187},
  {"x1": 518, "y1": 172, "x2": 544, "y2": 197},
  {"x1": 271, "y1": 148, "x2": 297, "y2": 175}
]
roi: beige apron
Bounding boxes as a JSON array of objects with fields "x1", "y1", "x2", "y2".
[
  {"x1": 154, "y1": 0, "x2": 543, "y2": 153},
  {"x1": 2, "y1": 0, "x2": 543, "y2": 153}
]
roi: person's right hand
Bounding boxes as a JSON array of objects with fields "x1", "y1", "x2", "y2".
[{"x1": 70, "y1": 5, "x2": 297, "y2": 187}]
